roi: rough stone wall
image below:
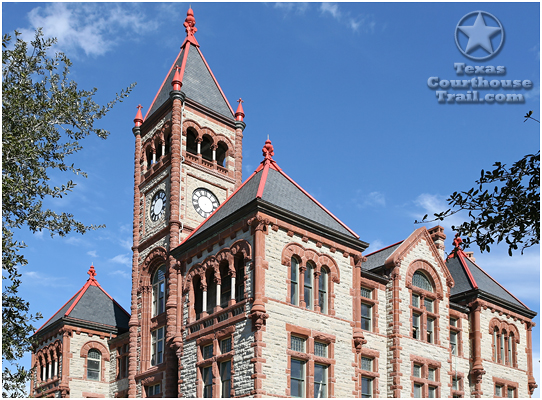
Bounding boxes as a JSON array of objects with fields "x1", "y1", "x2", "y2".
[
  {"x1": 232, "y1": 318, "x2": 254, "y2": 396},
  {"x1": 261, "y1": 227, "x2": 356, "y2": 397},
  {"x1": 68, "y1": 331, "x2": 110, "y2": 398},
  {"x1": 394, "y1": 238, "x2": 455, "y2": 398},
  {"x1": 364, "y1": 285, "x2": 388, "y2": 397},
  {"x1": 179, "y1": 339, "x2": 198, "y2": 397},
  {"x1": 108, "y1": 347, "x2": 129, "y2": 397},
  {"x1": 479, "y1": 307, "x2": 530, "y2": 398}
]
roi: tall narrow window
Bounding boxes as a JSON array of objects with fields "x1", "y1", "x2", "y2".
[
  {"x1": 314, "y1": 364, "x2": 327, "y2": 398},
  {"x1": 151, "y1": 327, "x2": 164, "y2": 366},
  {"x1": 152, "y1": 265, "x2": 166, "y2": 316},
  {"x1": 493, "y1": 328, "x2": 498, "y2": 362},
  {"x1": 201, "y1": 136, "x2": 213, "y2": 161},
  {"x1": 186, "y1": 129, "x2": 198, "y2": 154},
  {"x1": 412, "y1": 293, "x2": 420, "y2": 308},
  {"x1": 428, "y1": 386, "x2": 437, "y2": 398},
  {"x1": 412, "y1": 314, "x2": 421, "y2": 339},
  {"x1": 319, "y1": 268, "x2": 328, "y2": 314},
  {"x1": 87, "y1": 349, "x2": 101, "y2": 381},
  {"x1": 361, "y1": 377, "x2": 373, "y2": 398},
  {"x1": 235, "y1": 257, "x2": 245, "y2": 302},
  {"x1": 304, "y1": 263, "x2": 314, "y2": 309},
  {"x1": 220, "y1": 263, "x2": 231, "y2": 307},
  {"x1": 202, "y1": 366, "x2": 213, "y2": 398},
  {"x1": 500, "y1": 332, "x2": 505, "y2": 363},
  {"x1": 507, "y1": 387, "x2": 515, "y2": 398},
  {"x1": 216, "y1": 142, "x2": 228, "y2": 167},
  {"x1": 291, "y1": 257, "x2": 299, "y2": 306},
  {"x1": 427, "y1": 318, "x2": 435, "y2": 343},
  {"x1": 361, "y1": 303, "x2": 372, "y2": 331},
  {"x1": 220, "y1": 360, "x2": 231, "y2": 398},
  {"x1": 508, "y1": 333, "x2": 514, "y2": 366},
  {"x1": 450, "y1": 331, "x2": 458, "y2": 355},
  {"x1": 291, "y1": 359, "x2": 305, "y2": 398},
  {"x1": 413, "y1": 383, "x2": 422, "y2": 398}
]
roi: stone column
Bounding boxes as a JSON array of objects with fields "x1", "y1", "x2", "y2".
[
  {"x1": 128, "y1": 112, "x2": 143, "y2": 398},
  {"x1": 469, "y1": 301, "x2": 485, "y2": 398},
  {"x1": 527, "y1": 322, "x2": 538, "y2": 395}
]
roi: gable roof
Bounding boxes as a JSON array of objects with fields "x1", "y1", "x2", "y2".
[
  {"x1": 363, "y1": 241, "x2": 403, "y2": 270},
  {"x1": 144, "y1": 9, "x2": 234, "y2": 121},
  {"x1": 446, "y1": 245, "x2": 534, "y2": 316},
  {"x1": 34, "y1": 266, "x2": 130, "y2": 336},
  {"x1": 177, "y1": 140, "x2": 364, "y2": 253}
]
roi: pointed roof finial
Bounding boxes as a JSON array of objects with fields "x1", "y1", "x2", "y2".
[
  {"x1": 183, "y1": 7, "x2": 199, "y2": 47},
  {"x1": 88, "y1": 265, "x2": 97, "y2": 281},
  {"x1": 452, "y1": 234, "x2": 463, "y2": 250},
  {"x1": 235, "y1": 98, "x2": 245, "y2": 121},
  {"x1": 172, "y1": 65, "x2": 183, "y2": 91},
  {"x1": 134, "y1": 104, "x2": 143, "y2": 127},
  {"x1": 262, "y1": 139, "x2": 274, "y2": 160}
]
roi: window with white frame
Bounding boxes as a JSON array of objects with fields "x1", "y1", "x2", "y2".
[
  {"x1": 361, "y1": 302, "x2": 372, "y2": 331},
  {"x1": 319, "y1": 268, "x2": 328, "y2": 313},
  {"x1": 87, "y1": 349, "x2": 101, "y2": 381},
  {"x1": 146, "y1": 383, "x2": 161, "y2": 397},
  {"x1": 291, "y1": 257, "x2": 299, "y2": 306},
  {"x1": 151, "y1": 327, "x2": 164, "y2": 366},
  {"x1": 411, "y1": 270, "x2": 438, "y2": 343},
  {"x1": 291, "y1": 359, "x2": 305, "y2": 398},
  {"x1": 314, "y1": 364, "x2": 327, "y2": 398},
  {"x1": 361, "y1": 377, "x2": 373, "y2": 398},
  {"x1": 220, "y1": 360, "x2": 231, "y2": 398},
  {"x1": 152, "y1": 265, "x2": 166, "y2": 316},
  {"x1": 304, "y1": 262, "x2": 314, "y2": 310},
  {"x1": 202, "y1": 365, "x2": 213, "y2": 398}
]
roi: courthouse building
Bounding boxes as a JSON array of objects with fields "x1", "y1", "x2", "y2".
[{"x1": 31, "y1": 8, "x2": 537, "y2": 398}]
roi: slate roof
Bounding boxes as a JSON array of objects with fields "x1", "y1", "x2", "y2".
[
  {"x1": 35, "y1": 266, "x2": 130, "y2": 335},
  {"x1": 446, "y1": 250, "x2": 531, "y2": 312},
  {"x1": 144, "y1": 42, "x2": 234, "y2": 121},
  {"x1": 363, "y1": 242, "x2": 403, "y2": 270},
  {"x1": 180, "y1": 141, "x2": 361, "y2": 248}
]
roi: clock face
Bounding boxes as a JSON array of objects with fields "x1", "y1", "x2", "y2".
[
  {"x1": 150, "y1": 190, "x2": 167, "y2": 222},
  {"x1": 192, "y1": 188, "x2": 219, "y2": 218}
]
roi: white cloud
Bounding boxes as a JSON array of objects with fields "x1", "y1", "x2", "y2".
[
  {"x1": 110, "y1": 254, "x2": 131, "y2": 267},
  {"x1": 367, "y1": 239, "x2": 385, "y2": 253},
  {"x1": 87, "y1": 250, "x2": 98, "y2": 258},
  {"x1": 108, "y1": 269, "x2": 131, "y2": 279},
  {"x1": 320, "y1": 3, "x2": 376, "y2": 33},
  {"x1": 353, "y1": 190, "x2": 386, "y2": 209},
  {"x1": 119, "y1": 238, "x2": 133, "y2": 251},
  {"x1": 18, "y1": 3, "x2": 158, "y2": 58},
  {"x1": 274, "y1": 3, "x2": 309, "y2": 15},
  {"x1": 23, "y1": 271, "x2": 72, "y2": 288}
]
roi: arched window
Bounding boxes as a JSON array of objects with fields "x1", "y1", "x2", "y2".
[
  {"x1": 508, "y1": 333, "x2": 513, "y2": 366},
  {"x1": 304, "y1": 262, "x2": 315, "y2": 310},
  {"x1": 235, "y1": 256, "x2": 245, "y2": 302},
  {"x1": 186, "y1": 128, "x2": 198, "y2": 154},
  {"x1": 216, "y1": 142, "x2": 228, "y2": 167},
  {"x1": 291, "y1": 257, "x2": 299, "y2": 306},
  {"x1": 412, "y1": 271, "x2": 433, "y2": 292},
  {"x1": 493, "y1": 328, "x2": 498, "y2": 362},
  {"x1": 165, "y1": 132, "x2": 171, "y2": 156},
  {"x1": 87, "y1": 349, "x2": 101, "y2": 381},
  {"x1": 411, "y1": 270, "x2": 437, "y2": 343},
  {"x1": 220, "y1": 261, "x2": 231, "y2": 307},
  {"x1": 193, "y1": 275, "x2": 203, "y2": 319},
  {"x1": 155, "y1": 138, "x2": 163, "y2": 160},
  {"x1": 201, "y1": 136, "x2": 213, "y2": 161},
  {"x1": 206, "y1": 268, "x2": 217, "y2": 313},
  {"x1": 152, "y1": 265, "x2": 166, "y2": 317},
  {"x1": 146, "y1": 147, "x2": 153, "y2": 169},
  {"x1": 319, "y1": 267, "x2": 328, "y2": 314}
]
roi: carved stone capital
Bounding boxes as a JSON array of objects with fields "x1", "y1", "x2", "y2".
[{"x1": 250, "y1": 310, "x2": 269, "y2": 331}]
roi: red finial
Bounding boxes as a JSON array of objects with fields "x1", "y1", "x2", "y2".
[
  {"x1": 184, "y1": 7, "x2": 197, "y2": 36},
  {"x1": 262, "y1": 139, "x2": 274, "y2": 160},
  {"x1": 88, "y1": 265, "x2": 97, "y2": 281},
  {"x1": 453, "y1": 234, "x2": 463, "y2": 250},
  {"x1": 172, "y1": 66, "x2": 182, "y2": 91},
  {"x1": 134, "y1": 104, "x2": 143, "y2": 127},
  {"x1": 235, "y1": 98, "x2": 245, "y2": 121}
]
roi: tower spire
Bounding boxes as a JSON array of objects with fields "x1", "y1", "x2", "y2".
[
  {"x1": 235, "y1": 98, "x2": 245, "y2": 122},
  {"x1": 183, "y1": 7, "x2": 200, "y2": 47},
  {"x1": 133, "y1": 104, "x2": 143, "y2": 127}
]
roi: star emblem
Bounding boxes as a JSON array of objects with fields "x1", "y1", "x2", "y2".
[{"x1": 455, "y1": 11, "x2": 504, "y2": 60}]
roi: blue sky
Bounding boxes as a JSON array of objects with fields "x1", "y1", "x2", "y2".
[{"x1": 3, "y1": 2, "x2": 540, "y2": 393}]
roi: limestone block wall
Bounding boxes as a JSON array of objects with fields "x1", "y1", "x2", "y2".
[
  {"x1": 233, "y1": 319, "x2": 255, "y2": 396},
  {"x1": 68, "y1": 331, "x2": 110, "y2": 398},
  {"x1": 479, "y1": 307, "x2": 530, "y2": 398},
  {"x1": 393, "y1": 238, "x2": 460, "y2": 398},
  {"x1": 261, "y1": 227, "x2": 357, "y2": 397},
  {"x1": 363, "y1": 284, "x2": 388, "y2": 397}
]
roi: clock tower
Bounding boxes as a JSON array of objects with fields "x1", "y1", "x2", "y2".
[{"x1": 128, "y1": 8, "x2": 246, "y2": 397}]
